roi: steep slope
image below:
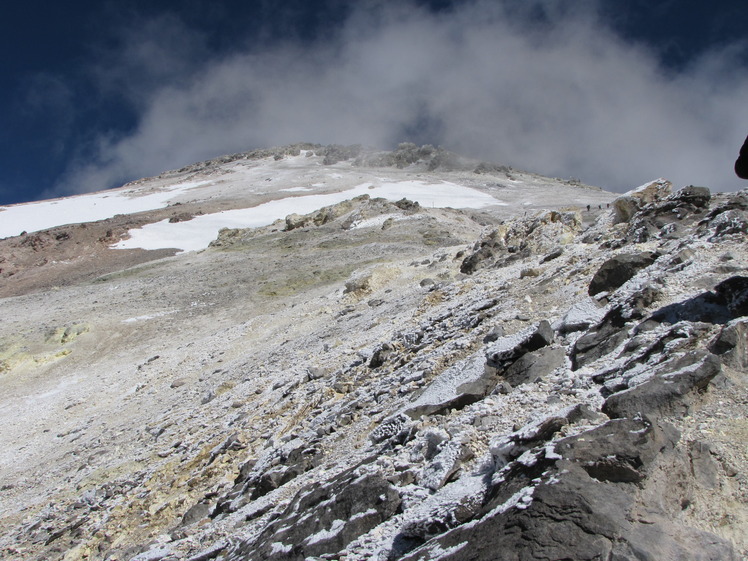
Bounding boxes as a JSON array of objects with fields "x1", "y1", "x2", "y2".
[{"x1": 0, "y1": 146, "x2": 745, "y2": 560}]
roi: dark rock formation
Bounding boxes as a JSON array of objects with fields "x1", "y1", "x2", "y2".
[
  {"x1": 501, "y1": 345, "x2": 565, "y2": 387},
  {"x1": 715, "y1": 275, "x2": 748, "y2": 317},
  {"x1": 588, "y1": 251, "x2": 660, "y2": 296},
  {"x1": 400, "y1": 417, "x2": 738, "y2": 561},
  {"x1": 709, "y1": 319, "x2": 748, "y2": 369},
  {"x1": 672, "y1": 185, "x2": 711, "y2": 208},
  {"x1": 459, "y1": 231, "x2": 503, "y2": 274},
  {"x1": 602, "y1": 351, "x2": 722, "y2": 419}
]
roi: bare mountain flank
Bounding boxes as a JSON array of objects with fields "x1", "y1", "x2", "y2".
[{"x1": 0, "y1": 146, "x2": 746, "y2": 560}]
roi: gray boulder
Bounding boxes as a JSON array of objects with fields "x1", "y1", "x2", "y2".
[
  {"x1": 459, "y1": 232, "x2": 503, "y2": 274},
  {"x1": 502, "y1": 346, "x2": 566, "y2": 386},
  {"x1": 418, "y1": 437, "x2": 472, "y2": 491},
  {"x1": 404, "y1": 354, "x2": 494, "y2": 419},
  {"x1": 710, "y1": 209, "x2": 748, "y2": 238},
  {"x1": 671, "y1": 185, "x2": 711, "y2": 208},
  {"x1": 588, "y1": 251, "x2": 660, "y2": 296}
]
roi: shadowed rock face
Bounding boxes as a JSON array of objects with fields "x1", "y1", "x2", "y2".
[
  {"x1": 602, "y1": 351, "x2": 722, "y2": 419},
  {"x1": 0, "y1": 148, "x2": 746, "y2": 561},
  {"x1": 588, "y1": 251, "x2": 660, "y2": 296}
]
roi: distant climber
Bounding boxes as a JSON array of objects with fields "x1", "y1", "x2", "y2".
[{"x1": 736, "y1": 135, "x2": 748, "y2": 179}]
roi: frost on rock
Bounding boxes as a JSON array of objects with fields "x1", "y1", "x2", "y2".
[
  {"x1": 485, "y1": 320, "x2": 554, "y2": 370},
  {"x1": 130, "y1": 546, "x2": 173, "y2": 561},
  {"x1": 230, "y1": 466, "x2": 402, "y2": 561},
  {"x1": 402, "y1": 353, "x2": 491, "y2": 419},
  {"x1": 602, "y1": 350, "x2": 722, "y2": 419},
  {"x1": 486, "y1": 484, "x2": 536, "y2": 516},
  {"x1": 552, "y1": 298, "x2": 606, "y2": 335},
  {"x1": 490, "y1": 404, "x2": 590, "y2": 468},
  {"x1": 418, "y1": 436, "x2": 473, "y2": 491},
  {"x1": 400, "y1": 474, "x2": 488, "y2": 540},
  {"x1": 709, "y1": 209, "x2": 748, "y2": 239},
  {"x1": 303, "y1": 518, "x2": 346, "y2": 546},
  {"x1": 410, "y1": 428, "x2": 450, "y2": 462},
  {"x1": 370, "y1": 413, "x2": 413, "y2": 444}
]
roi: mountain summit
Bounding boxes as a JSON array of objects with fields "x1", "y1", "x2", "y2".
[{"x1": 0, "y1": 145, "x2": 746, "y2": 560}]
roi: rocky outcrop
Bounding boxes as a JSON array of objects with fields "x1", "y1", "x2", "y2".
[
  {"x1": 213, "y1": 437, "x2": 322, "y2": 516},
  {"x1": 401, "y1": 416, "x2": 737, "y2": 561},
  {"x1": 460, "y1": 211, "x2": 582, "y2": 274},
  {"x1": 613, "y1": 178, "x2": 673, "y2": 223},
  {"x1": 709, "y1": 319, "x2": 748, "y2": 369},
  {"x1": 166, "y1": 188, "x2": 748, "y2": 560},
  {"x1": 485, "y1": 321, "x2": 554, "y2": 370}
]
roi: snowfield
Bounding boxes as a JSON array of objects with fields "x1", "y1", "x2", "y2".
[
  {"x1": 113, "y1": 180, "x2": 501, "y2": 252},
  {"x1": 0, "y1": 181, "x2": 212, "y2": 239}
]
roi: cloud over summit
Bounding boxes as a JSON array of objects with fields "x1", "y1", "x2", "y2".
[{"x1": 53, "y1": 0, "x2": 748, "y2": 197}]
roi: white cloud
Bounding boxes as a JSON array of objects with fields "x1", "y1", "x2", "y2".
[{"x1": 52, "y1": 0, "x2": 748, "y2": 196}]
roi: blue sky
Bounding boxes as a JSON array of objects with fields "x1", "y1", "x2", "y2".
[{"x1": 1, "y1": 0, "x2": 747, "y2": 205}]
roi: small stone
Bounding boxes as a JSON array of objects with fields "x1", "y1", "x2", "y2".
[{"x1": 520, "y1": 268, "x2": 541, "y2": 279}]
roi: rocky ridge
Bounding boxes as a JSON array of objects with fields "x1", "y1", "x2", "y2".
[{"x1": 0, "y1": 148, "x2": 746, "y2": 560}]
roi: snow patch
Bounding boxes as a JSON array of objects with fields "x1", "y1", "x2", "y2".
[
  {"x1": 270, "y1": 542, "x2": 293, "y2": 554},
  {"x1": 122, "y1": 310, "x2": 178, "y2": 323},
  {"x1": 0, "y1": 181, "x2": 207, "y2": 238}
]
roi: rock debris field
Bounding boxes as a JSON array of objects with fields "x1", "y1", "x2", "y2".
[{"x1": 0, "y1": 144, "x2": 746, "y2": 560}]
